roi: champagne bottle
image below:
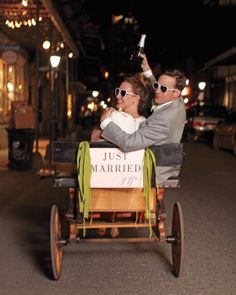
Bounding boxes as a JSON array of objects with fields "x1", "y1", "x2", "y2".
[{"x1": 130, "y1": 34, "x2": 146, "y2": 67}]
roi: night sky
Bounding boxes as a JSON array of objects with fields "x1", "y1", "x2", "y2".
[{"x1": 83, "y1": 0, "x2": 235, "y2": 71}]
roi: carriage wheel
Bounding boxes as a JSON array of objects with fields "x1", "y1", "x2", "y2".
[
  {"x1": 50, "y1": 205, "x2": 63, "y2": 280},
  {"x1": 171, "y1": 202, "x2": 184, "y2": 277}
]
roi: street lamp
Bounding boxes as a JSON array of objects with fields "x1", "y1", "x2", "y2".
[
  {"x1": 198, "y1": 81, "x2": 206, "y2": 102},
  {"x1": 198, "y1": 82, "x2": 206, "y2": 91},
  {"x1": 48, "y1": 54, "x2": 61, "y2": 171},
  {"x1": 39, "y1": 54, "x2": 63, "y2": 176},
  {"x1": 42, "y1": 40, "x2": 51, "y2": 50},
  {"x1": 50, "y1": 54, "x2": 61, "y2": 68}
]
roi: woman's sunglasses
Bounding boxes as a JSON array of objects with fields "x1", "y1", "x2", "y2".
[
  {"x1": 152, "y1": 81, "x2": 178, "y2": 93},
  {"x1": 115, "y1": 87, "x2": 136, "y2": 97}
]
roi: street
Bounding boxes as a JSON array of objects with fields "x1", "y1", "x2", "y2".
[{"x1": 0, "y1": 142, "x2": 236, "y2": 295}]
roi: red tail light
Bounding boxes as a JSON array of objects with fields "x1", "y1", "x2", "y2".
[{"x1": 193, "y1": 121, "x2": 205, "y2": 127}]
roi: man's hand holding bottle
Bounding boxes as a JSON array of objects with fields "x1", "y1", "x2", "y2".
[{"x1": 140, "y1": 53, "x2": 151, "y2": 72}]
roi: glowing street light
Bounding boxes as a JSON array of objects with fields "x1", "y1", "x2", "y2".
[
  {"x1": 198, "y1": 81, "x2": 206, "y2": 91},
  {"x1": 198, "y1": 81, "x2": 206, "y2": 101},
  {"x1": 42, "y1": 40, "x2": 50, "y2": 50},
  {"x1": 50, "y1": 55, "x2": 61, "y2": 68}
]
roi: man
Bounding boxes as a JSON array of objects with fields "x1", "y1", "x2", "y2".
[{"x1": 100, "y1": 54, "x2": 187, "y2": 185}]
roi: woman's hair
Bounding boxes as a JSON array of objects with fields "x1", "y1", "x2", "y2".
[
  {"x1": 124, "y1": 73, "x2": 153, "y2": 114},
  {"x1": 163, "y1": 69, "x2": 186, "y2": 91}
]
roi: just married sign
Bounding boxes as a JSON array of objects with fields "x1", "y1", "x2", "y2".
[{"x1": 90, "y1": 148, "x2": 145, "y2": 188}]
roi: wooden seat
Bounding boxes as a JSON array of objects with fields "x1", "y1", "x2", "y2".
[{"x1": 52, "y1": 142, "x2": 183, "y2": 192}]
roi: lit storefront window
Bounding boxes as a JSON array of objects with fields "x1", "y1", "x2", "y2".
[{"x1": 0, "y1": 52, "x2": 27, "y2": 124}]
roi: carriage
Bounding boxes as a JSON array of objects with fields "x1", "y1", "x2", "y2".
[{"x1": 50, "y1": 141, "x2": 185, "y2": 280}]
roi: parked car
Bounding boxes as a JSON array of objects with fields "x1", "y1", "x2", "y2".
[
  {"x1": 213, "y1": 110, "x2": 236, "y2": 156},
  {"x1": 184, "y1": 104, "x2": 228, "y2": 143}
]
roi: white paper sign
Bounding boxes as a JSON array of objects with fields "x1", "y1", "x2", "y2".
[{"x1": 90, "y1": 148, "x2": 144, "y2": 188}]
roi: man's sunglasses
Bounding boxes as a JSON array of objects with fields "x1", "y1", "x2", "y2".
[
  {"x1": 115, "y1": 87, "x2": 136, "y2": 97},
  {"x1": 152, "y1": 81, "x2": 178, "y2": 93}
]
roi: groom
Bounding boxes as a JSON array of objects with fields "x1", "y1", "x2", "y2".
[{"x1": 100, "y1": 54, "x2": 187, "y2": 186}]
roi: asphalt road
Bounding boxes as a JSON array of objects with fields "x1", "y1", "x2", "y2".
[{"x1": 0, "y1": 142, "x2": 236, "y2": 295}]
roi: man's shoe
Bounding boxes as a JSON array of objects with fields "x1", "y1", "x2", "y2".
[
  {"x1": 98, "y1": 228, "x2": 106, "y2": 236},
  {"x1": 110, "y1": 227, "x2": 119, "y2": 238}
]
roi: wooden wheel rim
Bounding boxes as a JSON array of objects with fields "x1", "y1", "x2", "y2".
[
  {"x1": 171, "y1": 202, "x2": 184, "y2": 277},
  {"x1": 50, "y1": 205, "x2": 63, "y2": 280}
]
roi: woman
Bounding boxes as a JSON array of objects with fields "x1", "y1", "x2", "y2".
[
  {"x1": 90, "y1": 74, "x2": 152, "y2": 237},
  {"x1": 91, "y1": 73, "x2": 152, "y2": 142}
]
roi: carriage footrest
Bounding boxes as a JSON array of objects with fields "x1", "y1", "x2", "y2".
[
  {"x1": 53, "y1": 171, "x2": 77, "y2": 188},
  {"x1": 159, "y1": 177, "x2": 180, "y2": 188}
]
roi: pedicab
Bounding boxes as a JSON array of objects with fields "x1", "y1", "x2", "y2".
[{"x1": 50, "y1": 141, "x2": 185, "y2": 280}]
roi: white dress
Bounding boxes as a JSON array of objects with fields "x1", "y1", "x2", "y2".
[{"x1": 109, "y1": 110, "x2": 145, "y2": 133}]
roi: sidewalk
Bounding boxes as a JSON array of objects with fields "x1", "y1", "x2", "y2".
[{"x1": 0, "y1": 149, "x2": 8, "y2": 168}]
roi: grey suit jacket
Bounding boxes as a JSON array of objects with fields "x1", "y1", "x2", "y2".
[{"x1": 102, "y1": 97, "x2": 186, "y2": 185}]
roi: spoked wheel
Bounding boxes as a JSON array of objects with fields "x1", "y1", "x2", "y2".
[
  {"x1": 170, "y1": 202, "x2": 184, "y2": 277},
  {"x1": 50, "y1": 205, "x2": 63, "y2": 280}
]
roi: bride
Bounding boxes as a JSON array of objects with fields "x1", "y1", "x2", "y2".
[{"x1": 91, "y1": 73, "x2": 152, "y2": 142}]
